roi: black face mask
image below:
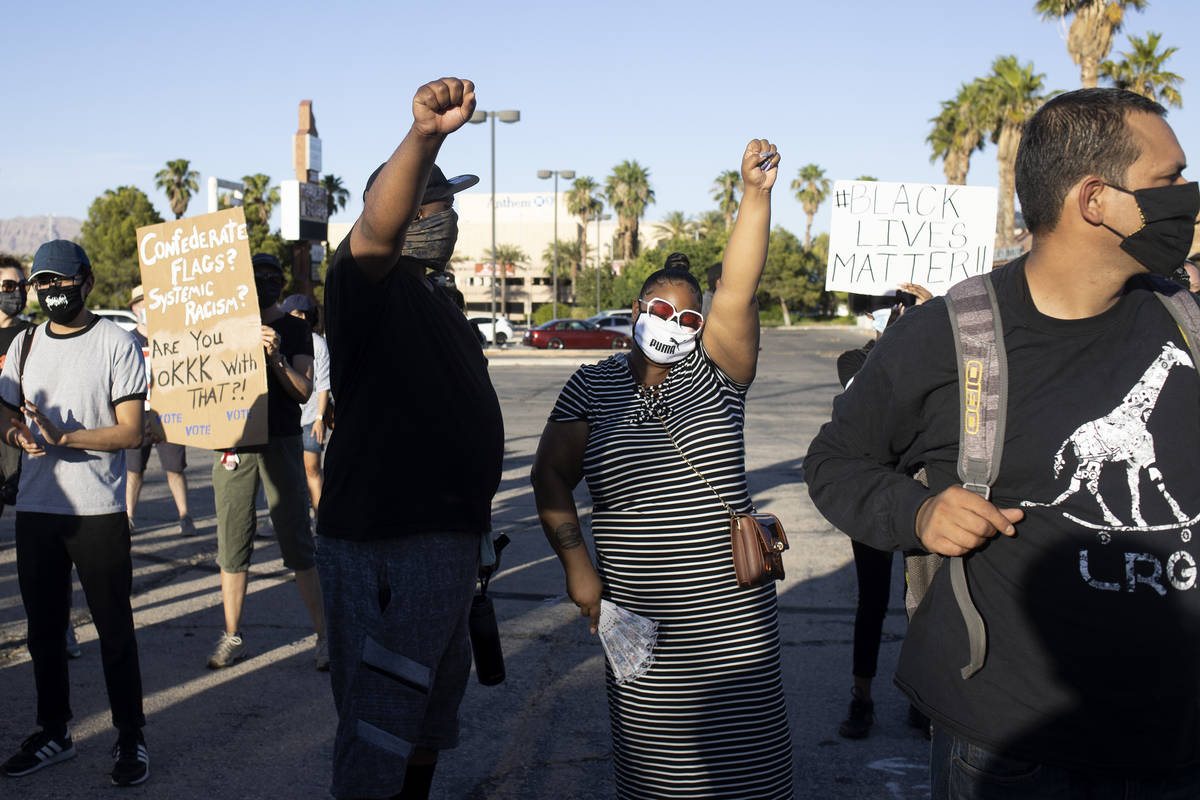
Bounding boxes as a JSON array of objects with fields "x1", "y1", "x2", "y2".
[
  {"x1": 255, "y1": 277, "x2": 283, "y2": 310},
  {"x1": 0, "y1": 289, "x2": 27, "y2": 317},
  {"x1": 402, "y1": 208, "x2": 459, "y2": 271},
  {"x1": 1102, "y1": 182, "x2": 1200, "y2": 278},
  {"x1": 37, "y1": 284, "x2": 85, "y2": 324}
]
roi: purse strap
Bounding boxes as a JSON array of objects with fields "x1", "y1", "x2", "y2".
[{"x1": 652, "y1": 410, "x2": 742, "y2": 520}]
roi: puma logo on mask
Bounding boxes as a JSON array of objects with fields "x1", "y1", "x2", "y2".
[{"x1": 650, "y1": 338, "x2": 677, "y2": 354}]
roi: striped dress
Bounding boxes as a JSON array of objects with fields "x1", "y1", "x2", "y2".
[{"x1": 550, "y1": 345, "x2": 793, "y2": 799}]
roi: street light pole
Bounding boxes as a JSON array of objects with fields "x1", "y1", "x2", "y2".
[
  {"x1": 595, "y1": 212, "x2": 611, "y2": 315},
  {"x1": 469, "y1": 109, "x2": 520, "y2": 321},
  {"x1": 537, "y1": 168, "x2": 574, "y2": 320}
]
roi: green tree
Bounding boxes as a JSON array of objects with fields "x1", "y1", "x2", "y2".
[
  {"x1": 855, "y1": 175, "x2": 879, "y2": 182},
  {"x1": 927, "y1": 81, "x2": 988, "y2": 185},
  {"x1": 711, "y1": 169, "x2": 742, "y2": 231},
  {"x1": 565, "y1": 176, "x2": 604, "y2": 280},
  {"x1": 614, "y1": 234, "x2": 726, "y2": 309},
  {"x1": 791, "y1": 164, "x2": 831, "y2": 249},
  {"x1": 575, "y1": 263, "x2": 621, "y2": 313},
  {"x1": 758, "y1": 228, "x2": 831, "y2": 326},
  {"x1": 652, "y1": 211, "x2": 697, "y2": 243},
  {"x1": 605, "y1": 160, "x2": 655, "y2": 260},
  {"x1": 483, "y1": 244, "x2": 528, "y2": 268},
  {"x1": 1034, "y1": 0, "x2": 1146, "y2": 88},
  {"x1": 320, "y1": 174, "x2": 351, "y2": 219},
  {"x1": 541, "y1": 239, "x2": 584, "y2": 285},
  {"x1": 979, "y1": 55, "x2": 1053, "y2": 248},
  {"x1": 1100, "y1": 31, "x2": 1184, "y2": 107},
  {"x1": 78, "y1": 186, "x2": 164, "y2": 308},
  {"x1": 241, "y1": 173, "x2": 279, "y2": 230},
  {"x1": 695, "y1": 210, "x2": 727, "y2": 240},
  {"x1": 154, "y1": 158, "x2": 199, "y2": 220}
]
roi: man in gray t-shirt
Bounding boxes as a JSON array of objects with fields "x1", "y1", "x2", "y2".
[{"x1": 0, "y1": 241, "x2": 151, "y2": 789}]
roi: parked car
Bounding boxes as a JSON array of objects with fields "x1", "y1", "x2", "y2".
[
  {"x1": 93, "y1": 308, "x2": 138, "y2": 333},
  {"x1": 523, "y1": 319, "x2": 630, "y2": 350},
  {"x1": 593, "y1": 308, "x2": 632, "y2": 318},
  {"x1": 468, "y1": 315, "x2": 515, "y2": 345},
  {"x1": 587, "y1": 313, "x2": 633, "y2": 338}
]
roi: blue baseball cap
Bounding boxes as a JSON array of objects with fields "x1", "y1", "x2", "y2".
[
  {"x1": 280, "y1": 294, "x2": 316, "y2": 314},
  {"x1": 31, "y1": 240, "x2": 91, "y2": 278}
]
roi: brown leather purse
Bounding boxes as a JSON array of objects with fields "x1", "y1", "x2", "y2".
[{"x1": 655, "y1": 412, "x2": 789, "y2": 588}]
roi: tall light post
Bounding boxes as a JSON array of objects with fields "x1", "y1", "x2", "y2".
[
  {"x1": 537, "y1": 168, "x2": 574, "y2": 320},
  {"x1": 469, "y1": 109, "x2": 520, "y2": 320},
  {"x1": 595, "y1": 212, "x2": 612, "y2": 314}
]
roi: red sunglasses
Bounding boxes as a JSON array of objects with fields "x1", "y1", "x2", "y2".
[{"x1": 639, "y1": 297, "x2": 705, "y2": 332}]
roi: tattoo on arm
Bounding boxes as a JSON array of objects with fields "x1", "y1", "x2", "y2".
[{"x1": 553, "y1": 522, "x2": 584, "y2": 552}]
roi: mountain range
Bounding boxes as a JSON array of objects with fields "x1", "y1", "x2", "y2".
[{"x1": 0, "y1": 216, "x2": 84, "y2": 257}]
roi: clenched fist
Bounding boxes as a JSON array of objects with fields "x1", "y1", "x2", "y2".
[
  {"x1": 741, "y1": 138, "x2": 780, "y2": 193},
  {"x1": 413, "y1": 77, "x2": 477, "y2": 138}
]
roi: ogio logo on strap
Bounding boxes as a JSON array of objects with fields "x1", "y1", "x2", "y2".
[{"x1": 964, "y1": 359, "x2": 983, "y2": 435}]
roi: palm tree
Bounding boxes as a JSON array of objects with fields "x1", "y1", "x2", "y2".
[
  {"x1": 696, "y1": 210, "x2": 726, "y2": 239},
  {"x1": 1100, "y1": 31, "x2": 1184, "y2": 107},
  {"x1": 604, "y1": 161, "x2": 655, "y2": 260},
  {"x1": 653, "y1": 211, "x2": 697, "y2": 243},
  {"x1": 565, "y1": 176, "x2": 603, "y2": 289},
  {"x1": 927, "y1": 81, "x2": 988, "y2": 185},
  {"x1": 791, "y1": 164, "x2": 831, "y2": 249},
  {"x1": 320, "y1": 174, "x2": 350, "y2": 219},
  {"x1": 541, "y1": 239, "x2": 584, "y2": 276},
  {"x1": 1034, "y1": 0, "x2": 1146, "y2": 88},
  {"x1": 154, "y1": 159, "x2": 199, "y2": 219},
  {"x1": 483, "y1": 244, "x2": 528, "y2": 270},
  {"x1": 241, "y1": 173, "x2": 279, "y2": 228},
  {"x1": 979, "y1": 56, "x2": 1053, "y2": 248},
  {"x1": 711, "y1": 170, "x2": 742, "y2": 231}
]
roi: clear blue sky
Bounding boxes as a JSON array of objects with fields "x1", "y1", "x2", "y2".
[{"x1": 5, "y1": 0, "x2": 1199, "y2": 241}]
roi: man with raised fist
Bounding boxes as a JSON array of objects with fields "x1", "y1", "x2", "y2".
[{"x1": 316, "y1": 77, "x2": 502, "y2": 800}]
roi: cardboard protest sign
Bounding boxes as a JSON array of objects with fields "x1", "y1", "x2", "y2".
[
  {"x1": 136, "y1": 208, "x2": 268, "y2": 450},
  {"x1": 825, "y1": 180, "x2": 998, "y2": 294}
]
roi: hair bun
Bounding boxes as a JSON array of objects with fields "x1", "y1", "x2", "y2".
[{"x1": 664, "y1": 252, "x2": 691, "y2": 271}]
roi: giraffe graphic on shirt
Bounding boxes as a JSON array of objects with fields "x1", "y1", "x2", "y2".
[{"x1": 1022, "y1": 342, "x2": 1194, "y2": 529}]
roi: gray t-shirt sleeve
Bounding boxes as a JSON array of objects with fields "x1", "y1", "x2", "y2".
[
  {"x1": 0, "y1": 329, "x2": 27, "y2": 410},
  {"x1": 111, "y1": 331, "x2": 148, "y2": 405}
]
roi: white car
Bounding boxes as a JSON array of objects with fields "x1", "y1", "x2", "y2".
[
  {"x1": 93, "y1": 308, "x2": 138, "y2": 333},
  {"x1": 588, "y1": 314, "x2": 633, "y2": 338},
  {"x1": 468, "y1": 316, "x2": 516, "y2": 345}
]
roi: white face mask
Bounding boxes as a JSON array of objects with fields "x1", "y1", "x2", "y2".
[{"x1": 634, "y1": 313, "x2": 697, "y2": 365}]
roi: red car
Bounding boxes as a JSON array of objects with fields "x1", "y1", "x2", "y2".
[{"x1": 523, "y1": 319, "x2": 631, "y2": 350}]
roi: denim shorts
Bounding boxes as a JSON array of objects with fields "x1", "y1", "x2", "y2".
[
  {"x1": 315, "y1": 531, "x2": 480, "y2": 799},
  {"x1": 301, "y1": 421, "x2": 324, "y2": 454}
]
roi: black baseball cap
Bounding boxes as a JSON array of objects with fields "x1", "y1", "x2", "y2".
[
  {"x1": 251, "y1": 253, "x2": 284, "y2": 274},
  {"x1": 280, "y1": 294, "x2": 316, "y2": 314},
  {"x1": 363, "y1": 164, "x2": 479, "y2": 204},
  {"x1": 31, "y1": 240, "x2": 91, "y2": 279}
]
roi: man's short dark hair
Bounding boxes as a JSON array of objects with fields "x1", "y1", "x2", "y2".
[
  {"x1": 0, "y1": 254, "x2": 23, "y2": 273},
  {"x1": 640, "y1": 252, "x2": 702, "y2": 305},
  {"x1": 1015, "y1": 88, "x2": 1166, "y2": 235},
  {"x1": 706, "y1": 262, "x2": 722, "y2": 292}
]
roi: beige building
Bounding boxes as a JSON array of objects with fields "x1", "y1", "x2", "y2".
[{"x1": 325, "y1": 191, "x2": 627, "y2": 321}]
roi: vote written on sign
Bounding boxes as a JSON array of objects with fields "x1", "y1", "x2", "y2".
[
  {"x1": 136, "y1": 207, "x2": 269, "y2": 450},
  {"x1": 825, "y1": 180, "x2": 999, "y2": 295}
]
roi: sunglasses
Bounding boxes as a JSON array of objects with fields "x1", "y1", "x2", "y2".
[
  {"x1": 0, "y1": 280, "x2": 24, "y2": 293},
  {"x1": 639, "y1": 297, "x2": 704, "y2": 332},
  {"x1": 30, "y1": 274, "x2": 83, "y2": 290}
]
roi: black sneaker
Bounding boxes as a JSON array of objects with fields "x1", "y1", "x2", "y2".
[
  {"x1": 838, "y1": 691, "x2": 875, "y2": 739},
  {"x1": 2, "y1": 729, "x2": 75, "y2": 777},
  {"x1": 111, "y1": 730, "x2": 148, "y2": 787}
]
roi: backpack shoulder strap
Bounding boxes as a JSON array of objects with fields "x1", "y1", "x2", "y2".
[
  {"x1": 944, "y1": 274, "x2": 1008, "y2": 499},
  {"x1": 942, "y1": 274, "x2": 1006, "y2": 679},
  {"x1": 1154, "y1": 286, "x2": 1200, "y2": 371},
  {"x1": 16, "y1": 325, "x2": 35, "y2": 406}
]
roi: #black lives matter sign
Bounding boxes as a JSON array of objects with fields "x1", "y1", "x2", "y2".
[
  {"x1": 136, "y1": 208, "x2": 268, "y2": 450},
  {"x1": 825, "y1": 180, "x2": 999, "y2": 294}
]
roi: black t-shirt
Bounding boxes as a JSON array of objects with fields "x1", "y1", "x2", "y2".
[
  {"x1": 264, "y1": 313, "x2": 313, "y2": 437},
  {"x1": 0, "y1": 321, "x2": 31, "y2": 373},
  {"x1": 317, "y1": 239, "x2": 504, "y2": 540},
  {"x1": 806, "y1": 258, "x2": 1200, "y2": 774}
]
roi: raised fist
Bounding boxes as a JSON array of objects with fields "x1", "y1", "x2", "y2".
[
  {"x1": 741, "y1": 138, "x2": 780, "y2": 192},
  {"x1": 413, "y1": 77, "x2": 477, "y2": 138}
]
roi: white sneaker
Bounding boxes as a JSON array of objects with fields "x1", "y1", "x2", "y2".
[{"x1": 206, "y1": 632, "x2": 246, "y2": 669}]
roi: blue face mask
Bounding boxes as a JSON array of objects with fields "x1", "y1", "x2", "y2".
[{"x1": 870, "y1": 307, "x2": 892, "y2": 334}]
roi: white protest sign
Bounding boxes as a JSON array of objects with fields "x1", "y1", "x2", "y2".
[
  {"x1": 825, "y1": 180, "x2": 998, "y2": 294},
  {"x1": 136, "y1": 208, "x2": 269, "y2": 450}
]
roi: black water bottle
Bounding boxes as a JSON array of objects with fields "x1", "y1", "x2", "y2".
[{"x1": 468, "y1": 594, "x2": 505, "y2": 685}]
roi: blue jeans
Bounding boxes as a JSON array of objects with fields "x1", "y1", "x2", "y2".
[{"x1": 931, "y1": 727, "x2": 1200, "y2": 799}]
